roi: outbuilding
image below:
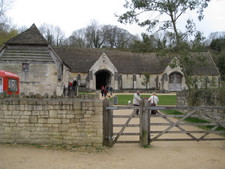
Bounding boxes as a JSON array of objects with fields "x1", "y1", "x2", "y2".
[{"x1": 0, "y1": 24, "x2": 70, "y2": 96}]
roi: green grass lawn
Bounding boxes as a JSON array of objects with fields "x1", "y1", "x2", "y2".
[
  {"x1": 111, "y1": 94, "x2": 176, "y2": 105},
  {"x1": 161, "y1": 109, "x2": 225, "y2": 135}
]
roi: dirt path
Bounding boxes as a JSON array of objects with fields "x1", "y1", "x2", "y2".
[
  {"x1": 1, "y1": 103, "x2": 225, "y2": 169},
  {"x1": 1, "y1": 140, "x2": 225, "y2": 169}
]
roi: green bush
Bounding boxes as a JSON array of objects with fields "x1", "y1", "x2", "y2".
[{"x1": 185, "y1": 84, "x2": 225, "y2": 106}]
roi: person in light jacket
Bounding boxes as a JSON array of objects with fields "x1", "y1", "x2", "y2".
[
  {"x1": 148, "y1": 93, "x2": 159, "y2": 114},
  {"x1": 133, "y1": 90, "x2": 142, "y2": 115}
]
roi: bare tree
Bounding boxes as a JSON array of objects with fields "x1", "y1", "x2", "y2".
[
  {"x1": 0, "y1": 0, "x2": 13, "y2": 29},
  {"x1": 115, "y1": 28, "x2": 136, "y2": 48},
  {"x1": 39, "y1": 24, "x2": 65, "y2": 46},
  {"x1": 67, "y1": 21, "x2": 137, "y2": 49},
  {"x1": 54, "y1": 26, "x2": 65, "y2": 47},
  {"x1": 85, "y1": 21, "x2": 105, "y2": 48},
  {"x1": 101, "y1": 25, "x2": 117, "y2": 48},
  {"x1": 101, "y1": 25, "x2": 137, "y2": 48},
  {"x1": 68, "y1": 28, "x2": 86, "y2": 47},
  {"x1": 0, "y1": 0, "x2": 13, "y2": 17}
]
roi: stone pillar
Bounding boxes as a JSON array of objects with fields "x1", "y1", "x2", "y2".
[
  {"x1": 88, "y1": 71, "x2": 94, "y2": 90},
  {"x1": 114, "y1": 72, "x2": 118, "y2": 90},
  {"x1": 133, "y1": 75, "x2": 137, "y2": 89}
]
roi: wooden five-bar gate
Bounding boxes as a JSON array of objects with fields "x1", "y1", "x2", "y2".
[{"x1": 103, "y1": 99, "x2": 225, "y2": 147}]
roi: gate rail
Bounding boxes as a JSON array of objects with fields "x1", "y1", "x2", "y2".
[{"x1": 103, "y1": 99, "x2": 225, "y2": 147}]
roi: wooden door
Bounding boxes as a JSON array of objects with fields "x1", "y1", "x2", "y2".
[{"x1": 169, "y1": 72, "x2": 182, "y2": 91}]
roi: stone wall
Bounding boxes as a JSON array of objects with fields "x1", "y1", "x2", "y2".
[
  {"x1": 1, "y1": 63, "x2": 70, "y2": 96},
  {"x1": 0, "y1": 94, "x2": 103, "y2": 146}
]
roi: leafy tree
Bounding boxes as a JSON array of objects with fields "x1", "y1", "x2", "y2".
[
  {"x1": 129, "y1": 33, "x2": 157, "y2": 52},
  {"x1": 0, "y1": 28, "x2": 18, "y2": 45},
  {"x1": 118, "y1": 0, "x2": 211, "y2": 89},
  {"x1": 0, "y1": 0, "x2": 17, "y2": 46},
  {"x1": 190, "y1": 31, "x2": 207, "y2": 52},
  {"x1": 210, "y1": 38, "x2": 225, "y2": 52},
  {"x1": 117, "y1": 0, "x2": 210, "y2": 49}
]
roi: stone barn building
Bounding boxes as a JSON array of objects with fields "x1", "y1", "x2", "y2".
[
  {"x1": 55, "y1": 47, "x2": 220, "y2": 92},
  {"x1": 0, "y1": 24, "x2": 70, "y2": 96},
  {"x1": 0, "y1": 24, "x2": 220, "y2": 94}
]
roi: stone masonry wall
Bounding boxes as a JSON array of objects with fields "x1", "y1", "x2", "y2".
[{"x1": 0, "y1": 94, "x2": 103, "y2": 146}]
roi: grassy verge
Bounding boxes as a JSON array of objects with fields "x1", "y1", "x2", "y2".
[
  {"x1": 161, "y1": 110, "x2": 225, "y2": 136},
  {"x1": 111, "y1": 94, "x2": 176, "y2": 105},
  {"x1": 1, "y1": 143, "x2": 107, "y2": 153}
]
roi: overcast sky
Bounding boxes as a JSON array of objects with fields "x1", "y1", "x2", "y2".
[{"x1": 6, "y1": 0, "x2": 225, "y2": 38}]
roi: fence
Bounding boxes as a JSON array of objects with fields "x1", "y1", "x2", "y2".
[{"x1": 103, "y1": 99, "x2": 225, "y2": 147}]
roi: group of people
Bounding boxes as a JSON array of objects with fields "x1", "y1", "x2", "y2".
[
  {"x1": 101, "y1": 85, "x2": 113, "y2": 97},
  {"x1": 133, "y1": 90, "x2": 159, "y2": 115}
]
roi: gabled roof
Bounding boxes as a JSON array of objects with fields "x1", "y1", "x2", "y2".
[
  {"x1": 5, "y1": 24, "x2": 48, "y2": 46},
  {"x1": 185, "y1": 52, "x2": 220, "y2": 76},
  {"x1": 0, "y1": 24, "x2": 55, "y2": 63},
  {"x1": 54, "y1": 47, "x2": 170, "y2": 74},
  {"x1": 55, "y1": 47, "x2": 220, "y2": 76}
]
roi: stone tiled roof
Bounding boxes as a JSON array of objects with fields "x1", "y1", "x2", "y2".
[
  {"x1": 54, "y1": 47, "x2": 170, "y2": 74},
  {"x1": 55, "y1": 47, "x2": 220, "y2": 76},
  {"x1": 5, "y1": 24, "x2": 48, "y2": 46},
  {"x1": 0, "y1": 45, "x2": 54, "y2": 63},
  {"x1": 186, "y1": 52, "x2": 220, "y2": 76},
  {"x1": 0, "y1": 24, "x2": 55, "y2": 63}
]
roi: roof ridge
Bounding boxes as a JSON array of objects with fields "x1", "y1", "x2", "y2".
[{"x1": 5, "y1": 24, "x2": 48, "y2": 46}]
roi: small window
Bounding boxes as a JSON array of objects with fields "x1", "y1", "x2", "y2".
[
  {"x1": 0, "y1": 78, "x2": 3, "y2": 93},
  {"x1": 8, "y1": 79, "x2": 18, "y2": 92},
  {"x1": 22, "y1": 63, "x2": 29, "y2": 72}
]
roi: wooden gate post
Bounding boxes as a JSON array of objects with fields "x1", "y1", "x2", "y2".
[
  {"x1": 103, "y1": 99, "x2": 113, "y2": 147},
  {"x1": 139, "y1": 99, "x2": 150, "y2": 147}
]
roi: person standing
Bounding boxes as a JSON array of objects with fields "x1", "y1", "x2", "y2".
[
  {"x1": 109, "y1": 86, "x2": 113, "y2": 96},
  {"x1": 101, "y1": 85, "x2": 105, "y2": 97},
  {"x1": 133, "y1": 90, "x2": 142, "y2": 115},
  {"x1": 104, "y1": 86, "x2": 108, "y2": 97},
  {"x1": 72, "y1": 78, "x2": 77, "y2": 96},
  {"x1": 148, "y1": 93, "x2": 159, "y2": 114}
]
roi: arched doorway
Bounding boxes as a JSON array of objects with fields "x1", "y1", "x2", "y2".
[
  {"x1": 169, "y1": 72, "x2": 183, "y2": 91},
  {"x1": 95, "y1": 70, "x2": 112, "y2": 90}
]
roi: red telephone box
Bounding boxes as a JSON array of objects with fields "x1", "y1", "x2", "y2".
[{"x1": 0, "y1": 70, "x2": 20, "y2": 95}]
